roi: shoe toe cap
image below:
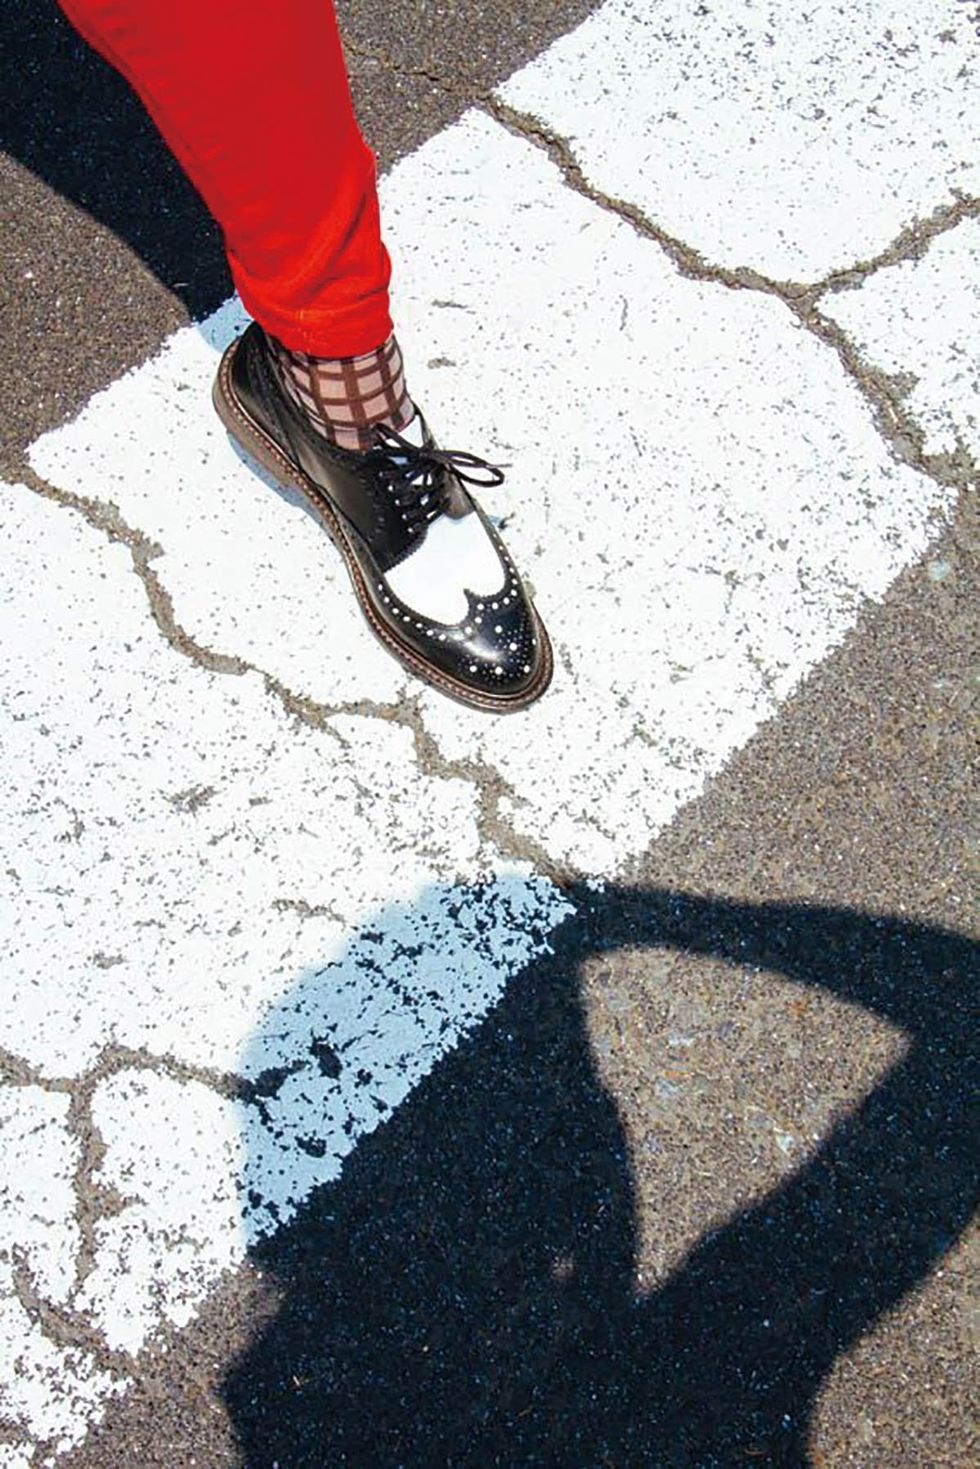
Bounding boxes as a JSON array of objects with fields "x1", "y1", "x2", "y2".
[{"x1": 451, "y1": 596, "x2": 546, "y2": 697}]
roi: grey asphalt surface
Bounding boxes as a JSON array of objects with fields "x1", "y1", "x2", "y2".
[
  {"x1": 2, "y1": 2, "x2": 977, "y2": 1466},
  {"x1": 0, "y1": 0, "x2": 594, "y2": 465}
]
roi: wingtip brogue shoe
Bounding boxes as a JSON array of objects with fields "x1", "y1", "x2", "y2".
[{"x1": 213, "y1": 323, "x2": 552, "y2": 713}]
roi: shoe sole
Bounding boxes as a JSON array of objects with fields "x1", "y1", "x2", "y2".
[{"x1": 213, "y1": 336, "x2": 553, "y2": 714}]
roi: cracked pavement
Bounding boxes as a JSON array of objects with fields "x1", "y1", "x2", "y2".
[{"x1": 1, "y1": 0, "x2": 977, "y2": 1465}]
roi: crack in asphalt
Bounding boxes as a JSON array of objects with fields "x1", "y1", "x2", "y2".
[
  {"x1": 9, "y1": 1243, "x2": 134, "y2": 1384},
  {"x1": 7, "y1": 457, "x2": 586, "y2": 879},
  {"x1": 4, "y1": 38, "x2": 976, "y2": 1383},
  {"x1": 0, "y1": 1046, "x2": 73, "y2": 1090},
  {"x1": 1, "y1": 1042, "x2": 257, "y2": 1367},
  {"x1": 6, "y1": 69, "x2": 974, "y2": 895},
  {"x1": 342, "y1": 36, "x2": 461, "y2": 94},
  {"x1": 328, "y1": 36, "x2": 980, "y2": 495},
  {"x1": 1, "y1": 1038, "x2": 282, "y2": 1364},
  {"x1": 812, "y1": 193, "x2": 980, "y2": 299},
  {"x1": 484, "y1": 96, "x2": 979, "y2": 496}
]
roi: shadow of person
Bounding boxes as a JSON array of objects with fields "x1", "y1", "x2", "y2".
[
  {"x1": 2, "y1": 0, "x2": 230, "y2": 320},
  {"x1": 225, "y1": 881, "x2": 977, "y2": 1468}
]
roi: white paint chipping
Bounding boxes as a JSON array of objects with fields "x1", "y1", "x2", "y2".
[
  {"x1": 0, "y1": 1089, "x2": 119, "y2": 1457},
  {"x1": 31, "y1": 113, "x2": 953, "y2": 874},
  {"x1": 239, "y1": 875, "x2": 565, "y2": 1229},
  {"x1": 28, "y1": 298, "x2": 406, "y2": 709},
  {"x1": 0, "y1": 483, "x2": 532, "y2": 1081},
  {"x1": 823, "y1": 217, "x2": 980, "y2": 463},
  {"x1": 0, "y1": 480, "x2": 569, "y2": 1458},
  {"x1": 76, "y1": 872, "x2": 565, "y2": 1353},
  {"x1": 4, "y1": 0, "x2": 975, "y2": 1459},
  {"x1": 75, "y1": 1070, "x2": 244, "y2": 1355},
  {"x1": 499, "y1": 0, "x2": 980, "y2": 281},
  {"x1": 0, "y1": 1448, "x2": 35, "y2": 1469},
  {"x1": 387, "y1": 114, "x2": 953, "y2": 869},
  {"x1": 0, "y1": 1091, "x2": 78, "y2": 1308}
]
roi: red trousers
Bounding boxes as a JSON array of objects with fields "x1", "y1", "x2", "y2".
[{"x1": 59, "y1": 0, "x2": 392, "y2": 356}]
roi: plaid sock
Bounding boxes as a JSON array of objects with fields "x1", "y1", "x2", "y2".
[{"x1": 268, "y1": 332, "x2": 415, "y2": 452}]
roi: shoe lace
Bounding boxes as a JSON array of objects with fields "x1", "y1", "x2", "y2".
[{"x1": 369, "y1": 422, "x2": 507, "y2": 537}]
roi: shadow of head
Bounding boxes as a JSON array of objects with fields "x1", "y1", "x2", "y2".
[{"x1": 226, "y1": 882, "x2": 977, "y2": 1466}]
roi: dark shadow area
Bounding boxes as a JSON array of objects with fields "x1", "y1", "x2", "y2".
[
  {"x1": 226, "y1": 884, "x2": 977, "y2": 1467},
  {"x1": 3, "y1": 0, "x2": 602, "y2": 325},
  {"x1": 1, "y1": 0, "x2": 231, "y2": 318},
  {"x1": 1, "y1": 0, "x2": 604, "y2": 455}
]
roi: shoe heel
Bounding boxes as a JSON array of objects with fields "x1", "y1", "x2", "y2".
[
  {"x1": 212, "y1": 337, "x2": 344, "y2": 553},
  {"x1": 211, "y1": 341, "x2": 288, "y2": 485}
]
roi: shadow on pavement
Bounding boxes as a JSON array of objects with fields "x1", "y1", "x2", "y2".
[
  {"x1": 1, "y1": 0, "x2": 230, "y2": 319},
  {"x1": 226, "y1": 883, "x2": 977, "y2": 1467}
]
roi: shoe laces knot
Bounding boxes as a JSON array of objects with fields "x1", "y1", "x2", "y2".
[{"x1": 370, "y1": 422, "x2": 507, "y2": 537}]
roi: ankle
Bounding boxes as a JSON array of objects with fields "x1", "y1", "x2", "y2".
[{"x1": 266, "y1": 330, "x2": 414, "y2": 452}]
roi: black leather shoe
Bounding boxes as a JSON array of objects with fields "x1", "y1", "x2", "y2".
[{"x1": 213, "y1": 323, "x2": 552, "y2": 712}]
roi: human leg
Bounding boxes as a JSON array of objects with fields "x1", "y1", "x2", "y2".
[
  {"x1": 59, "y1": 0, "x2": 552, "y2": 707},
  {"x1": 58, "y1": 0, "x2": 391, "y2": 356}
]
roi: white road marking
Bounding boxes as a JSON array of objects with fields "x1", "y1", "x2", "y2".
[
  {"x1": 823, "y1": 217, "x2": 980, "y2": 462},
  {"x1": 2, "y1": 483, "x2": 544, "y2": 1081},
  {"x1": 0, "y1": 1448, "x2": 34, "y2": 1469},
  {"x1": 29, "y1": 297, "x2": 407, "y2": 709},
  {"x1": 391, "y1": 114, "x2": 952, "y2": 869},
  {"x1": 5, "y1": 0, "x2": 975, "y2": 1460},
  {"x1": 75, "y1": 1070, "x2": 245, "y2": 1356},
  {"x1": 32, "y1": 111, "x2": 953, "y2": 875},
  {"x1": 498, "y1": 0, "x2": 980, "y2": 280},
  {"x1": 1, "y1": 484, "x2": 567, "y2": 1457}
]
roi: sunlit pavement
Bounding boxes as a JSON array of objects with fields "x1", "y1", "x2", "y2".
[{"x1": 1, "y1": 3, "x2": 977, "y2": 1465}]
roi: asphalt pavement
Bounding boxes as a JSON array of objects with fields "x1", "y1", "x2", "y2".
[{"x1": 1, "y1": 2, "x2": 977, "y2": 1467}]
